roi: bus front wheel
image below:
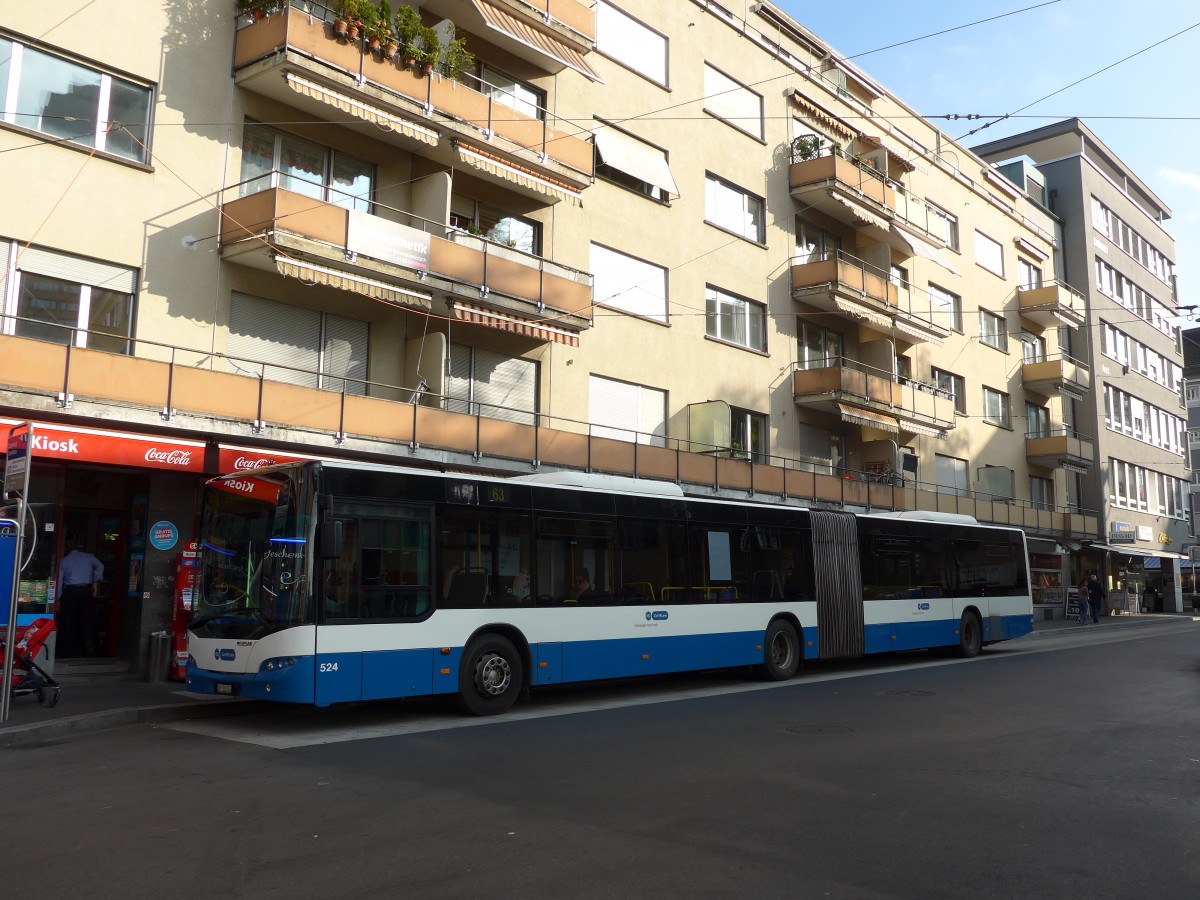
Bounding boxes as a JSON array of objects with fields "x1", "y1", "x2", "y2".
[
  {"x1": 459, "y1": 634, "x2": 523, "y2": 716},
  {"x1": 957, "y1": 611, "x2": 983, "y2": 658},
  {"x1": 760, "y1": 619, "x2": 800, "y2": 681}
]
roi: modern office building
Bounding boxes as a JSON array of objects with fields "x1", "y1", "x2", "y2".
[
  {"x1": 0, "y1": 0, "x2": 1100, "y2": 667},
  {"x1": 977, "y1": 120, "x2": 1187, "y2": 612}
]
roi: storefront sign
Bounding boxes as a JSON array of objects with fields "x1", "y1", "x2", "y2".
[
  {"x1": 209, "y1": 473, "x2": 284, "y2": 505},
  {"x1": 1110, "y1": 522, "x2": 1135, "y2": 544},
  {"x1": 216, "y1": 447, "x2": 307, "y2": 473},
  {"x1": 3, "y1": 426, "x2": 30, "y2": 500},
  {"x1": 150, "y1": 521, "x2": 180, "y2": 551},
  {"x1": 347, "y1": 210, "x2": 430, "y2": 271},
  {"x1": 1136, "y1": 525, "x2": 1153, "y2": 542},
  {"x1": 2, "y1": 422, "x2": 205, "y2": 473}
]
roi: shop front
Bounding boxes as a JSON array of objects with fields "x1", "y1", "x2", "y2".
[{"x1": 1080, "y1": 535, "x2": 1184, "y2": 616}]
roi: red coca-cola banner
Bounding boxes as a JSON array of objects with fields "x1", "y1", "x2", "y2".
[
  {"x1": 208, "y1": 473, "x2": 284, "y2": 504},
  {"x1": 0, "y1": 422, "x2": 206, "y2": 472},
  {"x1": 216, "y1": 447, "x2": 308, "y2": 474}
]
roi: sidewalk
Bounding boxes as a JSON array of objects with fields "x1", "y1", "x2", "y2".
[{"x1": 3, "y1": 612, "x2": 1197, "y2": 747}]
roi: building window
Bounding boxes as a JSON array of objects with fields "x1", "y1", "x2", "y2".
[
  {"x1": 932, "y1": 367, "x2": 966, "y2": 414},
  {"x1": 926, "y1": 204, "x2": 959, "y2": 250},
  {"x1": 589, "y1": 374, "x2": 666, "y2": 445},
  {"x1": 702, "y1": 64, "x2": 763, "y2": 140},
  {"x1": 928, "y1": 284, "x2": 962, "y2": 332},
  {"x1": 1026, "y1": 402, "x2": 1050, "y2": 438},
  {"x1": 705, "y1": 174, "x2": 764, "y2": 243},
  {"x1": 227, "y1": 293, "x2": 368, "y2": 395},
  {"x1": 979, "y1": 309, "x2": 1008, "y2": 351},
  {"x1": 706, "y1": 286, "x2": 765, "y2": 351},
  {"x1": 797, "y1": 323, "x2": 843, "y2": 370},
  {"x1": 977, "y1": 465, "x2": 1014, "y2": 499},
  {"x1": 1030, "y1": 476, "x2": 1053, "y2": 511},
  {"x1": 974, "y1": 230, "x2": 1004, "y2": 276},
  {"x1": 1018, "y1": 258, "x2": 1043, "y2": 290},
  {"x1": 447, "y1": 344, "x2": 537, "y2": 425},
  {"x1": 1, "y1": 242, "x2": 136, "y2": 353},
  {"x1": 479, "y1": 65, "x2": 545, "y2": 121},
  {"x1": 240, "y1": 123, "x2": 374, "y2": 212},
  {"x1": 730, "y1": 407, "x2": 768, "y2": 462},
  {"x1": 1020, "y1": 332, "x2": 1046, "y2": 363},
  {"x1": 452, "y1": 200, "x2": 540, "y2": 255},
  {"x1": 594, "y1": 126, "x2": 678, "y2": 201},
  {"x1": 591, "y1": 244, "x2": 668, "y2": 322},
  {"x1": 0, "y1": 38, "x2": 152, "y2": 163},
  {"x1": 935, "y1": 454, "x2": 968, "y2": 497},
  {"x1": 595, "y1": 2, "x2": 668, "y2": 86},
  {"x1": 796, "y1": 218, "x2": 841, "y2": 264},
  {"x1": 983, "y1": 386, "x2": 1010, "y2": 428}
]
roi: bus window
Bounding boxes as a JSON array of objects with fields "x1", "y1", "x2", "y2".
[
  {"x1": 616, "y1": 519, "x2": 686, "y2": 605},
  {"x1": 439, "y1": 511, "x2": 534, "y2": 609},
  {"x1": 685, "y1": 526, "x2": 749, "y2": 603},
  {"x1": 536, "y1": 516, "x2": 613, "y2": 605},
  {"x1": 325, "y1": 503, "x2": 432, "y2": 621}
]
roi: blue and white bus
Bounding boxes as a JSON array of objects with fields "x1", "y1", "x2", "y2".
[{"x1": 186, "y1": 460, "x2": 1033, "y2": 714}]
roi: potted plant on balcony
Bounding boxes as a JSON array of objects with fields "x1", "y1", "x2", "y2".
[
  {"x1": 365, "y1": 1, "x2": 395, "y2": 53},
  {"x1": 416, "y1": 24, "x2": 441, "y2": 75},
  {"x1": 333, "y1": 0, "x2": 368, "y2": 40},
  {"x1": 394, "y1": 4, "x2": 422, "y2": 67},
  {"x1": 236, "y1": 0, "x2": 283, "y2": 22},
  {"x1": 438, "y1": 24, "x2": 474, "y2": 81}
]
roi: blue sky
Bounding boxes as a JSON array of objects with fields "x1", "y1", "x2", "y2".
[{"x1": 776, "y1": 0, "x2": 1200, "y2": 308}]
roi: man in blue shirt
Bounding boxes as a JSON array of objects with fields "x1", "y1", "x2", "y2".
[{"x1": 58, "y1": 537, "x2": 104, "y2": 657}]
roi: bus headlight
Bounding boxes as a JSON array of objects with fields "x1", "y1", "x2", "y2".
[{"x1": 263, "y1": 657, "x2": 297, "y2": 672}]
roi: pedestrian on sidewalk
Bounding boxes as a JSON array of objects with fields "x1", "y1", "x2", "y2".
[
  {"x1": 1076, "y1": 578, "x2": 1089, "y2": 625},
  {"x1": 1087, "y1": 572, "x2": 1105, "y2": 623},
  {"x1": 57, "y1": 536, "x2": 104, "y2": 657}
]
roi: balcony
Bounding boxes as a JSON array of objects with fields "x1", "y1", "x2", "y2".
[
  {"x1": 232, "y1": 7, "x2": 593, "y2": 199},
  {"x1": 791, "y1": 251, "x2": 950, "y2": 345},
  {"x1": 1022, "y1": 353, "x2": 1091, "y2": 400},
  {"x1": 792, "y1": 362, "x2": 955, "y2": 439},
  {"x1": 219, "y1": 185, "x2": 593, "y2": 330},
  {"x1": 1018, "y1": 280, "x2": 1086, "y2": 330},
  {"x1": 420, "y1": 0, "x2": 596, "y2": 57},
  {"x1": 1025, "y1": 427, "x2": 1094, "y2": 471},
  {"x1": 789, "y1": 152, "x2": 897, "y2": 229}
]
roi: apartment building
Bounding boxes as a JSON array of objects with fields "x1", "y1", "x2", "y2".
[
  {"x1": 0, "y1": 0, "x2": 1097, "y2": 666},
  {"x1": 977, "y1": 120, "x2": 1187, "y2": 612},
  {"x1": 1181, "y1": 326, "x2": 1200, "y2": 602}
]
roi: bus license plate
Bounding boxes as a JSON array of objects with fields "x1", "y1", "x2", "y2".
[{"x1": 216, "y1": 683, "x2": 235, "y2": 695}]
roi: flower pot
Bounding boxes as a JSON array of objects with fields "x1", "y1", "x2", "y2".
[
  {"x1": 423, "y1": 63, "x2": 434, "y2": 75},
  {"x1": 333, "y1": 18, "x2": 348, "y2": 36},
  {"x1": 346, "y1": 23, "x2": 360, "y2": 40},
  {"x1": 252, "y1": 9, "x2": 266, "y2": 21},
  {"x1": 403, "y1": 55, "x2": 417, "y2": 68},
  {"x1": 383, "y1": 42, "x2": 398, "y2": 60},
  {"x1": 368, "y1": 37, "x2": 381, "y2": 51}
]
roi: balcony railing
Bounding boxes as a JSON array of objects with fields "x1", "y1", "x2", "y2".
[
  {"x1": 232, "y1": 5, "x2": 593, "y2": 186},
  {"x1": 1025, "y1": 426, "x2": 1095, "y2": 470},
  {"x1": 1018, "y1": 280, "x2": 1087, "y2": 330},
  {"x1": 1021, "y1": 352, "x2": 1091, "y2": 399},
  {"x1": 792, "y1": 359, "x2": 956, "y2": 436},
  {"x1": 788, "y1": 148, "x2": 897, "y2": 224},
  {"x1": 0, "y1": 324, "x2": 1095, "y2": 538},
  {"x1": 219, "y1": 181, "x2": 593, "y2": 321}
]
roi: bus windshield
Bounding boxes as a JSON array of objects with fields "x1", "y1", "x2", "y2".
[{"x1": 192, "y1": 467, "x2": 314, "y2": 639}]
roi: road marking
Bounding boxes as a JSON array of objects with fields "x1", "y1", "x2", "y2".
[{"x1": 161, "y1": 622, "x2": 1194, "y2": 749}]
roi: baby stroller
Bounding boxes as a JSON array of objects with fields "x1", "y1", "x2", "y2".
[{"x1": 2, "y1": 617, "x2": 61, "y2": 708}]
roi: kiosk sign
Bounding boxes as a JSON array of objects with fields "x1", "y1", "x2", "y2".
[{"x1": 4, "y1": 426, "x2": 30, "y2": 500}]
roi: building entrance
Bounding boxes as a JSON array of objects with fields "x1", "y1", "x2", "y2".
[{"x1": 61, "y1": 507, "x2": 125, "y2": 658}]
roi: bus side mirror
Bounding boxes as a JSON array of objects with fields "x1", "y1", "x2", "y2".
[{"x1": 318, "y1": 520, "x2": 343, "y2": 560}]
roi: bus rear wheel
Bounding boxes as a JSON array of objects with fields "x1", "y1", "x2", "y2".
[
  {"x1": 957, "y1": 611, "x2": 982, "y2": 658},
  {"x1": 760, "y1": 619, "x2": 800, "y2": 681},
  {"x1": 459, "y1": 634, "x2": 523, "y2": 716}
]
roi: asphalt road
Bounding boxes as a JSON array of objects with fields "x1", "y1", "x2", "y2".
[{"x1": 4, "y1": 625, "x2": 1199, "y2": 899}]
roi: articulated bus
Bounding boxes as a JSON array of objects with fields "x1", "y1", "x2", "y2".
[{"x1": 186, "y1": 460, "x2": 1033, "y2": 714}]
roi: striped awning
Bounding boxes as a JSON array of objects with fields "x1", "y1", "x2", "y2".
[
  {"x1": 898, "y1": 419, "x2": 947, "y2": 439},
  {"x1": 284, "y1": 74, "x2": 439, "y2": 146},
  {"x1": 860, "y1": 134, "x2": 917, "y2": 172},
  {"x1": 890, "y1": 223, "x2": 960, "y2": 275},
  {"x1": 275, "y1": 257, "x2": 431, "y2": 310},
  {"x1": 834, "y1": 297, "x2": 891, "y2": 328},
  {"x1": 891, "y1": 316, "x2": 946, "y2": 346},
  {"x1": 453, "y1": 301, "x2": 580, "y2": 347},
  {"x1": 472, "y1": 0, "x2": 601, "y2": 82},
  {"x1": 790, "y1": 91, "x2": 856, "y2": 141},
  {"x1": 836, "y1": 402, "x2": 899, "y2": 434},
  {"x1": 455, "y1": 144, "x2": 584, "y2": 206},
  {"x1": 828, "y1": 193, "x2": 889, "y2": 230}
]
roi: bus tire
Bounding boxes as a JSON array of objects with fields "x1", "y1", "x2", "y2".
[
  {"x1": 760, "y1": 619, "x2": 800, "y2": 681},
  {"x1": 957, "y1": 611, "x2": 982, "y2": 658},
  {"x1": 459, "y1": 634, "x2": 523, "y2": 716}
]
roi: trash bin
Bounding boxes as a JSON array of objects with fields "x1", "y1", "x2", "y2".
[{"x1": 146, "y1": 630, "x2": 172, "y2": 682}]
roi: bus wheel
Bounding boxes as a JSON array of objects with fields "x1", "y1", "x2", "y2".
[
  {"x1": 459, "y1": 634, "x2": 523, "y2": 716},
  {"x1": 760, "y1": 619, "x2": 800, "y2": 681},
  {"x1": 957, "y1": 611, "x2": 983, "y2": 658}
]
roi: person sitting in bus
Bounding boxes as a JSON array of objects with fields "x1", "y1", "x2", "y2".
[{"x1": 566, "y1": 569, "x2": 594, "y2": 605}]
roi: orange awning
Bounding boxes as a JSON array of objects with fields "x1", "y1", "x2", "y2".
[{"x1": 453, "y1": 302, "x2": 580, "y2": 347}]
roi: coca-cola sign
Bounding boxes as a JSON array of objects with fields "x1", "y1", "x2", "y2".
[
  {"x1": 217, "y1": 447, "x2": 305, "y2": 474},
  {"x1": 144, "y1": 447, "x2": 194, "y2": 468},
  {"x1": 7, "y1": 423, "x2": 206, "y2": 472}
]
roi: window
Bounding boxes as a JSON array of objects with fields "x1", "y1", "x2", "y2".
[
  {"x1": 932, "y1": 368, "x2": 966, "y2": 414},
  {"x1": 926, "y1": 205, "x2": 959, "y2": 250},
  {"x1": 1, "y1": 242, "x2": 136, "y2": 353},
  {"x1": 974, "y1": 230, "x2": 1004, "y2": 276},
  {"x1": 0, "y1": 38, "x2": 152, "y2": 163},
  {"x1": 447, "y1": 344, "x2": 537, "y2": 425},
  {"x1": 797, "y1": 322, "x2": 842, "y2": 370},
  {"x1": 227, "y1": 293, "x2": 368, "y2": 394},
  {"x1": 589, "y1": 375, "x2": 666, "y2": 445},
  {"x1": 594, "y1": 126, "x2": 678, "y2": 201},
  {"x1": 977, "y1": 465, "x2": 1014, "y2": 499},
  {"x1": 705, "y1": 174, "x2": 764, "y2": 243},
  {"x1": 1029, "y1": 476, "x2": 1053, "y2": 511},
  {"x1": 591, "y1": 244, "x2": 668, "y2": 322},
  {"x1": 702, "y1": 64, "x2": 763, "y2": 140},
  {"x1": 730, "y1": 407, "x2": 768, "y2": 462},
  {"x1": 796, "y1": 218, "x2": 840, "y2": 263},
  {"x1": 935, "y1": 454, "x2": 968, "y2": 497},
  {"x1": 983, "y1": 386, "x2": 1010, "y2": 428},
  {"x1": 595, "y1": 2, "x2": 667, "y2": 86},
  {"x1": 1026, "y1": 402, "x2": 1050, "y2": 438},
  {"x1": 979, "y1": 309, "x2": 1008, "y2": 351},
  {"x1": 240, "y1": 123, "x2": 374, "y2": 212},
  {"x1": 452, "y1": 200, "x2": 540, "y2": 255},
  {"x1": 1020, "y1": 332, "x2": 1046, "y2": 363},
  {"x1": 1018, "y1": 258, "x2": 1043, "y2": 291},
  {"x1": 927, "y1": 284, "x2": 962, "y2": 332},
  {"x1": 480, "y1": 65, "x2": 544, "y2": 120},
  {"x1": 706, "y1": 286, "x2": 765, "y2": 351}
]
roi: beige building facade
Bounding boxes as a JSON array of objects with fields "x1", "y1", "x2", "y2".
[{"x1": 0, "y1": 0, "x2": 1100, "y2": 665}]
